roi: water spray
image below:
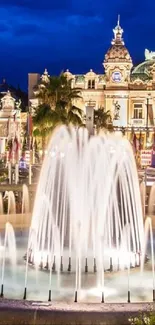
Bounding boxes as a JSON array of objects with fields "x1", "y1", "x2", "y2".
[
  {"x1": 93, "y1": 258, "x2": 97, "y2": 273},
  {"x1": 52, "y1": 256, "x2": 56, "y2": 272},
  {"x1": 48, "y1": 289, "x2": 51, "y2": 302},
  {"x1": 0, "y1": 284, "x2": 4, "y2": 298},
  {"x1": 101, "y1": 291, "x2": 104, "y2": 303},
  {"x1": 60, "y1": 256, "x2": 63, "y2": 272},
  {"x1": 23, "y1": 287, "x2": 27, "y2": 300},
  {"x1": 74, "y1": 290, "x2": 77, "y2": 302},
  {"x1": 85, "y1": 258, "x2": 88, "y2": 273},
  {"x1": 67, "y1": 257, "x2": 71, "y2": 272}
]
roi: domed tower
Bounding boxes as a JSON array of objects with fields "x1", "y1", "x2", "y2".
[{"x1": 103, "y1": 16, "x2": 133, "y2": 88}]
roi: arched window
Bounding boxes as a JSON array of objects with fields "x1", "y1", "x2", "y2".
[
  {"x1": 88, "y1": 80, "x2": 91, "y2": 89},
  {"x1": 92, "y1": 80, "x2": 95, "y2": 89},
  {"x1": 88, "y1": 79, "x2": 95, "y2": 89}
]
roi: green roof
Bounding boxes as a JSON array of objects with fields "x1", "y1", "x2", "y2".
[{"x1": 132, "y1": 59, "x2": 155, "y2": 75}]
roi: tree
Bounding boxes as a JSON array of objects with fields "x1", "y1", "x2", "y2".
[
  {"x1": 33, "y1": 74, "x2": 84, "y2": 146},
  {"x1": 33, "y1": 104, "x2": 53, "y2": 150},
  {"x1": 94, "y1": 107, "x2": 113, "y2": 133},
  {"x1": 35, "y1": 74, "x2": 82, "y2": 111}
]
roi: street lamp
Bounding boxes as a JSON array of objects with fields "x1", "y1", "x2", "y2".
[{"x1": 146, "y1": 94, "x2": 151, "y2": 147}]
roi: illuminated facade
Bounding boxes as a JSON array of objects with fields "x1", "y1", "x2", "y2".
[
  {"x1": 0, "y1": 90, "x2": 27, "y2": 159},
  {"x1": 29, "y1": 17, "x2": 155, "y2": 152}
]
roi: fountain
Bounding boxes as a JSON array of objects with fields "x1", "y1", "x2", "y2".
[
  {"x1": 0, "y1": 222, "x2": 17, "y2": 297},
  {"x1": 0, "y1": 126, "x2": 155, "y2": 324},
  {"x1": 24, "y1": 126, "x2": 144, "y2": 302},
  {"x1": 22, "y1": 184, "x2": 30, "y2": 214},
  {"x1": 7, "y1": 191, "x2": 16, "y2": 215}
]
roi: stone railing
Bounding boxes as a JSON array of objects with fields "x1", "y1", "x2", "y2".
[{"x1": 132, "y1": 118, "x2": 144, "y2": 126}]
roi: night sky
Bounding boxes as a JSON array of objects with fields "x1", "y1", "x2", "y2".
[{"x1": 1, "y1": 0, "x2": 155, "y2": 90}]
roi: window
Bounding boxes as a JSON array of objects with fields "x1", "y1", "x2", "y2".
[
  {"x1": 88, "y1": 80, "x2": 91, "y2": 88},
  {"x1": 92, "y1": 80, "x2": 95, "y2": 89},
  {"x1": 88, "y1": 79, "x2": 95, "y2": 89},
  {"x1": 133, "y1": 103, "x2": 143, "y2": 119}
]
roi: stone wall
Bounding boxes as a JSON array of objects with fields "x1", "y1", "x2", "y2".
[
  {"x1": 0, "y1": 213, "x2": 32, "y2": 229},
  {"x1": 0, "y1": 299, "x2": 154, "y2": 325}
]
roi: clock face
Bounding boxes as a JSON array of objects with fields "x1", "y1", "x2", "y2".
[{"x1": 112, "y1": 71, "x2": 122, "y2": 82}]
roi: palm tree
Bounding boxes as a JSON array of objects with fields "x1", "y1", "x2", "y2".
[
  {"x1": 35, "y1": 74, "x2": 82, "y2": 111},
  {"x1": 33, "y1": 104, "x2": 53, "y2": 150},
  {"x1": 33, "y1": 75, "x2": 84, "y2": 147},
  {"x1": 94, "y1": 107, "x2": 113, "y2": 133}
]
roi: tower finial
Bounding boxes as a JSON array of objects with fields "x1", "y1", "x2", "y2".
[
  {"x1": 117, "y1": 14, "x2": 120, "y2": 26},
  {"x1": 111, "y1": 16, "x2": 124, "y2": 45}
]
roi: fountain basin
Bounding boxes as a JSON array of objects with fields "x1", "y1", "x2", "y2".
[
  {"x1": 0, "y1": 299, "x2": 154, "y2": 325},
  {"x1": 1, "y1": 127, "x2": 155, "y2": 317}
]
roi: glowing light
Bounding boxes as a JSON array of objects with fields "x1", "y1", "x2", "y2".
[
  {"x1": 33, "y1": 250, "x2": 51, "y2": 267},
  {"x1": 88, "y1": 287, "x2": 117, "y2": 298},
  {"x1": 60, "y1": 152, "x2": 65, "y2": 158},
  {"x1": 50, "y1": 150, "x2": 56, "y2": 157}
]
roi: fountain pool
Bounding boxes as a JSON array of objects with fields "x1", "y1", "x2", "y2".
[{"x1": 0, "y1": 126, "x2": 154, "y2": 304}]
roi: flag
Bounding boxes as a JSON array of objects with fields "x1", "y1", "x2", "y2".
[
  {"x1": 13, "y1": 136, "x2": 20, "y2": 162},
  {"x1": 152, "y1": 132, "x2": 155, "y2": 147},
  {"x1": 139, "y1": 132, "x2": 142, "y2": 150},
  {"x1": 148, "y1": 103, "x2": 154, "y2": 125},
  {"x1": 8, "y1": 139, "x2": 13, "y2": 161},
  {"x1": 133, "y1": 133, "x2": 139, "y2": 153},
  {"x1": 30, "y1": 137, "x2": 33, "y2": 150}
]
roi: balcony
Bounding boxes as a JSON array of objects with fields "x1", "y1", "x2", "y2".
[{"x1": 131, "y1": 118, "x2": 144, "y2": 126}]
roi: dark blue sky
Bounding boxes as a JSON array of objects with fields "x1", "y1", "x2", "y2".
[{"x1": 1, "y1": 0, "x2": 155, "y2": 90}]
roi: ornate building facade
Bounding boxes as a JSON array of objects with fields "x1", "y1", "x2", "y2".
[
  {"x1": 28, "y1": 17, "x2": 155, "y2": 165},
  {"x1": 0, "y1": 90, "x2": 27, "y2": 160}
]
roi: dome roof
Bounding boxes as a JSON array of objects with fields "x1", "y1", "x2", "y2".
[
  {"x1": 104, "y1": 44, "x2": 132, "y2": 63},
  {"x1": 104, "y1": 17, "x2": 132, "y2": 65},
  {"x1": 132, "y1": 59, "x2": 155, "y2": 75}
]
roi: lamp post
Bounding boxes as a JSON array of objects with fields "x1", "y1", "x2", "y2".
[{"x1": 146, "y1": 94, "x2": 151, "y2": 147}]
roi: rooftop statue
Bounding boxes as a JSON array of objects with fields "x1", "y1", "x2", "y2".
[
  {"x1": 145, "y1": 49, "x2": 155, "y2": 61},
  {"x1": 40, "y1": 68, "x2": 50, "y2": 83}
]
